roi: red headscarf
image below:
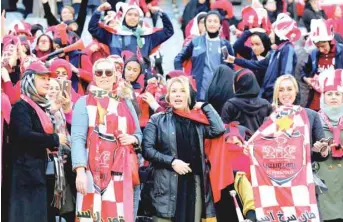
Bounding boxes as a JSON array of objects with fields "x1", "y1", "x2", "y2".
[{"x1": 49, "y1": 59, "x2": 72, "y2": 80}]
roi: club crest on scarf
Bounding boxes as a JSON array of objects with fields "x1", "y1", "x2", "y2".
[
  {"x1": 248, "y1": 106, "x2": 320, "y2": 221},
  {"x1": 251, "y1": 106, "x2": 305, "y2": 185}
]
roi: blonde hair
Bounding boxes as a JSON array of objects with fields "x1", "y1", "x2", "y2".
[
  {"x1": 272, "y1": 74, "x2": 299, "y2": 108},
  {"x1": 62, "y1": 6, "x2": 75, "y2": 15},
  {"x1": 165, "y1": 76, "x2": 191, "y2": 111}
]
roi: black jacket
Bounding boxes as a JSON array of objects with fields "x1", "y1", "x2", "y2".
[
  {"x1": 221, "y1": 97, "x2": 272, "y2": 133},
  {"x1": 142, "y1": 104, "x2": 225, "y2": 218},
  {"x1": 8, "y1": 99, "x2": 59, "y2": 222}
]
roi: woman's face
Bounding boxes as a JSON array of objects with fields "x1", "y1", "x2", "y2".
[
  {"x1": 205, "y1": 14, "x2": 221, "y2": 34},
  {"x1": 324, "y1": 91, "x2": 343, "y2": 108},
  {"x1": 264, "y1": 0, "x2": 277, "y2": 11},
  {"x1": 38, "y1": 35, "x2": 51, "y2": 52},
  {"x1": 56, "y1": 67, "x2": 68, "y2": 80},
  {"x1": 47, "y1": 79, "x2": 61, "y2": 100},
  {"x1": 278, "y1": 79, "x2": 297, "y2": 106},
  {"x1": 125, "y1": 9, "x2": 140, "y2": 27},
  {"x1": 94, "y1": 61, "x2": 117, "y2": 91},
  {"x1": 35, "y1": 75, "x2": 51, "y2": 97},
  {"x1": 3, "y1": 45, "x2": 18, "y2": 67},
  {"x1": 251, "y1": 35, "x2": 265, "y2": 56},
  {"x1": 169, "y1": 81, "x2": 189, "y2": 111},
  {"x1": 61, "y1": 7, "x2": 74, "y2": 21},
  {"x1": 198, "y1": 18, "x2": 206, "y2": 35},
  {"x1": 124, "y1": 61, "x2": 141, "y2": 82}
]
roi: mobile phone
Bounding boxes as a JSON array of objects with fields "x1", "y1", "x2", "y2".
[
  {"x1": 61, "y1": 80, "x2": 72, "y2": 97},
  {"x1": 221, "y1": 46, "x2": 229, "y2": 60}
]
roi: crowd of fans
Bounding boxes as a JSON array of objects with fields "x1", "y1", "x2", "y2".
[{"x1": 1, "y1": 0, "x2": 343, "y2": 221}]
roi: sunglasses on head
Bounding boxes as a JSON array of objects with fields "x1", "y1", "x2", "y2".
[{"x1": 94, "y1": 69, "x2": 114, "y2": 77}]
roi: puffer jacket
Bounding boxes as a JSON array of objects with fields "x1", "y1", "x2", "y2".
[{"x1": 142, "y1": 104, "x2": 225, "y2": 219}]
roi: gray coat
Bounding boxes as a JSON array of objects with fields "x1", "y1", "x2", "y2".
[{"x1": 142, "y1": 104, "x2": 225, "y2": 218}]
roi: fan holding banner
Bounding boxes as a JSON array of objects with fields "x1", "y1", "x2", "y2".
[{"x1": 245, "y1": 75, "x2": 329, "y2": 222}]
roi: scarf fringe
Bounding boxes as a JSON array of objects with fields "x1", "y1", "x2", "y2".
[{"x1": 51, "y1": 153, "x2": 67, "y2": 209}]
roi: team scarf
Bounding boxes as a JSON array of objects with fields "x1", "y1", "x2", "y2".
[
  {"x1": 21, "y1": 73, "x2": 55, "y2": 125},
  {"x1": 247, "y1": 105, "x2": 320, "y2": 222},
  {"x1": 318, "y1": 109, "x2": 343, "y2": 158},
  {"x1": 75, "y1": 92, "x2": 138, "y2": 222}
]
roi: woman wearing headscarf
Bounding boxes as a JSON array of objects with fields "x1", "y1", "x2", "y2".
[
  {"x1": 316, "y1": 69, "x2": 343, "y2": 222},
  {"x1": 88, "y1": 2, "x2": 174, "y2": 58},
  {"x1": 221, "y1": 69, "x2": 272, "y2": 132},
  {"x1": 71, "y1": 58, "x2": 142, "y2": 221},
  {"x1": 181, "y1": 0, "x2": 210, "y2": 38},
  {"x1": 143, "y1": 76, "x2": 225, "y2": 222},
  {"x1": 226, "y1": 13, "x2": 299, "y2": 102},
  {"x1": 174, "y1": 10, "x2": 234, "y2": 101},
  {"x1": 233, "y1": 28, "x2": 272, "y2": 86},
  {"x1": 8, "y1": 61, "x2": 68, "y2": 222},
  {"x1": 206, "y1": 64, "x2": 235, "y2": 114}
]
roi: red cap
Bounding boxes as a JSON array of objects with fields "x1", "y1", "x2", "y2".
[{"x1": 26, "y1": 61, "x2": 51, "y2": 75}]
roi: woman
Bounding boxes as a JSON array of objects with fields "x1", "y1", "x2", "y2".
[
  {"x1": 221, "y1": 69, "x2": 272, "y2": 132},
  {"x1": 71, "y1": 58, "x2": 142, "y2": 221},
  {"x1": 302, "y1": 0, "x2": 327, "y2": 32},
  {"x1": 46, "y1": 78, "x2": 75, "y2": 221},
  {"x1": 233, "y1": 28, "x2": 272, "y2": 86},
  {"x1": 316, "y1": 69, "x2": 343, "y2": 222},
  {"x1": 226, "y1": 13, "x2": 299, "y2": 102},
  {"x1": 181, "y1": 0, "x2": 210, "y2": 38},
  {"x1": 8, "y1": 61, "x2": 67, "y2": 222},
  {"x1": 88, "y1": 2, "x2": 174, "y2": 58},
  {"x1": 244, "y1": 74, "x2": 328, "y2": 221},
  {"x1": 123, "y1": 56, "x2": 146, "y2": 95},
  {"x1": 174, "y1": 11, "x2": 234, "y2": 101},
  {"x1": 41, "y1": 0, "x2": 89, "y2": 36},
  {"x1": 32, "y1": 34, "x2": 54, "y2": 58},
  {"x1": 49, "y1": 58, "x2": 81, "y2": 104},
  {"x1": 142, "y1": 76, "x2": 225, "y2": 222}
]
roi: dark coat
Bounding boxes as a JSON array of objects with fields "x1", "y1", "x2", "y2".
[
  {"x1": 221, "y1": 97, "x2": 272, "y2": 133},
  {"x1": 174, "y1": 35, "x2": 234, "y2": 100},
  {"x1": 142, "y1": 104, "x2": 225, "y2": 218},
  {"x1": 234, "y1": 41, "x2": 297, "y2": 102},
  {"x1": 8, "y1": 100, "x2": 59, "y2": 222},
  {"x1": 88, "y1": 11, "x2": 174, "y2": 58}
]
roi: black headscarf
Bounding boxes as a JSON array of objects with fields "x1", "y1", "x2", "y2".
[
  {"x1": 251, "y1": 32, "x2": 272, "y2": 57},
  {"x1": 204, "y1": 10, "x2": 222, "y2": 38},
  {"x1": 234, "y1": 69, "x2": 260, "y2": 98},
  {"x1": 123, "y1": 56, "x2": 144, "y2": 89},
  {"x1": 206, "y1": 65, "x2": 235, "y2": 113}
]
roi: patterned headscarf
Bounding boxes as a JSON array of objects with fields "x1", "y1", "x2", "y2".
[{"x1": 21, "y1": 70, "x2": 55, "y2": 125}]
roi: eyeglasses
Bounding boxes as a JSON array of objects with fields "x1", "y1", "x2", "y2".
[{"x1": 94, "y1": 69, "x2": 114, "y2": 77}]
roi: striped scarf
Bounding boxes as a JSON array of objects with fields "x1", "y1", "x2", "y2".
[{"x1": 21, "y1": 72, "x2": 55, "y2": 125}]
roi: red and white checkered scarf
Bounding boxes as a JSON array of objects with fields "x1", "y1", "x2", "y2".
[
  {"x1": 247, "y1": 105, "x2": 320, "y2": 222},
  {"x1": 75, "y1": 93, "x2": 138, "y2": 222}
]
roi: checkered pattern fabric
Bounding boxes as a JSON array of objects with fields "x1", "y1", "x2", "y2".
[
  {"x1": 75, "y1": 94, "x2": 134, "y2": 222},
  {"x1": 247, "y1": 106, "x2": 320, "y2": 222}
]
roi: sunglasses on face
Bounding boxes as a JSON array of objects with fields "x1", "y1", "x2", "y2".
[{"x1": 94, "y1": 69, "x2": 114, "y2": 77}]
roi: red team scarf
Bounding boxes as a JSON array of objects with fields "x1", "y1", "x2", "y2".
[
  {"x1": 76, "y1": 92, "x2": 138, "y2": 222},
  {"x1": 247, "y1": 105, "x2": 320, "y2": 221}
]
